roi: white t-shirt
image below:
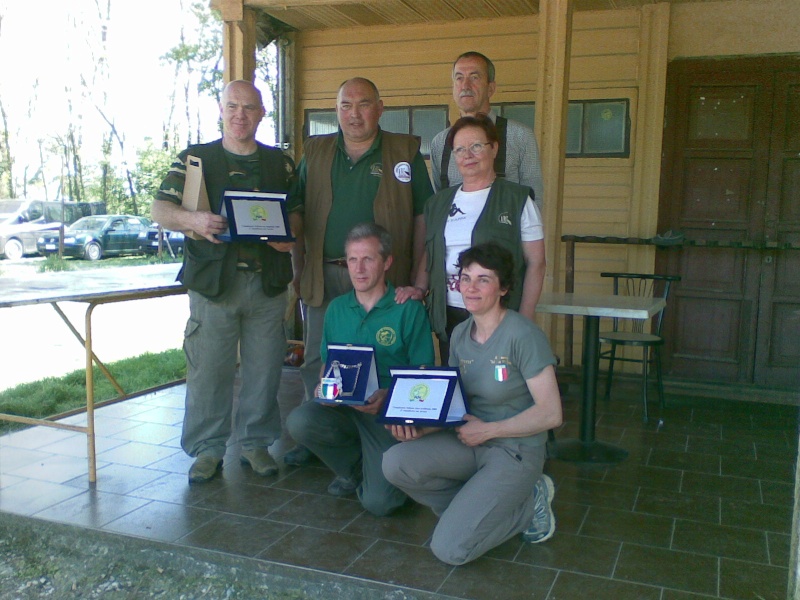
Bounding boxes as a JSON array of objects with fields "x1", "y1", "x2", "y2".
[{"x1": 444, "y1": 186, "x2": 543, "y2": 308}]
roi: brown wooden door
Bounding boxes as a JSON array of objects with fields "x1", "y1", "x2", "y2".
[
  {"x1": 756, "y1": 70, "x2": 800, "y2": 386},
  {"x1": 658, "y1": 57, "x2": 800, "y2": 389}
]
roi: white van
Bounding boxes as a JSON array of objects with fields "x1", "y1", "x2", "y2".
[{"x1": 0, "y1": 199, "x2": 106, "y2": 260}]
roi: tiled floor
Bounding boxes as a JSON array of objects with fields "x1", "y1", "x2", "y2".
[{"x1": 0, "y1": 368, "x2": 797, "y2": 600}]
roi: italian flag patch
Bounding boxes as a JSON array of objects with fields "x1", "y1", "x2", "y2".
[{"x1": 494, "y1": 364, "x2": 508, "y2": 382}]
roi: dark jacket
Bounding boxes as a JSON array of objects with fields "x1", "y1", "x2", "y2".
[{"x1": 180, "y1": 140, "x2": 293, "y2": 300}]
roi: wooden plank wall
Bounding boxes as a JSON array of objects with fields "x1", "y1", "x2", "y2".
[
  {"x1": 293, "y1": 8, "x2": 646, "y2": 270},
  {"x1": 292, "y1": 8, "x2": 651, "y2": 359}
]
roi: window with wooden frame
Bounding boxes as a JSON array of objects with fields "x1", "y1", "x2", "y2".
[
  {"x1": 496, "y1": 99, "x2": 631, "y2": 158},
  {"x1": 304, "y1": 106, "x2": 448, "y2": 158}
]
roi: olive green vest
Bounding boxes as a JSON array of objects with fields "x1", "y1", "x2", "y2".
[
  {"x1": 425, "y1": 178, "x2": 529, "y2": 339},
  {"x1": 299, "y1": 131, "x2": 421, "y2": 307},
  {"x1": 180, "y1": 140, "x2": 293, "y2": 300}
]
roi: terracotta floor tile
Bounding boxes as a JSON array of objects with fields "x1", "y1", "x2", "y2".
[
  {"x1": 673, "y1": 519, "x2": 768, "y2": 562},
  {"x1": 548, "y1": 571, "x2": 661, "y2": 600},
  {"x1": 614, "y1": 544, "x2": 718, "y2": 595},
  {"x1": 0, "y1": 375, "x2": 795, "y2": 600},
  {"x1": 344, "y1": 539, "x2": 453, "y2": 592},
  {"x1": 179, "y1": 514, "x2": 295, "y2": 557},
  {"x1": 439, "y1": 557, "x2": 557, "y2": 600},
  {"x1": 258, "y1": 526, "x2": 375, "y2": 572},
  {"x1": 719, "y1": 558, "x2": 788, "y2": 600},
  {"x1": 516, "y1": 531, "x2": 620, "y2": 577}
]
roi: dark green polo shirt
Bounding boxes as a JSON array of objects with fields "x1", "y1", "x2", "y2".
[
  {"x1": 292, "y1": 129, "x2": 433, "y2": 259},
  {"x1": 321, "y1": 283, "x2": 435, "y2": 388}
]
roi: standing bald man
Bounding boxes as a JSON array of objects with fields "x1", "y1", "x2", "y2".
[{"x1": 152, "y1": 80, "x2": 299, "y2": 483}]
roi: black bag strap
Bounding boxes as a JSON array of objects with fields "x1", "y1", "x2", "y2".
[
  {"x1": 440, "y1": 143, "x2": 452, "y2": 190},
  {"x1": 494, "y1": 116, "x2": 507, "y2": 179}
]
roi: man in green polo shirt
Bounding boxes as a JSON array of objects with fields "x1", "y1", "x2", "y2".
[
  {"x1": 285, "y1": 77, "x2": 433, "y2": 466},
  {"x1": 286, "y1": 223, "x2": 434, "y2": 516}
]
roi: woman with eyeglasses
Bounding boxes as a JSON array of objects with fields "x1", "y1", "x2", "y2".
[
  {"x1": 383, "y1": 243, "x2": 562, "y2": 565},
  {"x1": 395, "y1": 113, "x2": 545, "y2": 362}
]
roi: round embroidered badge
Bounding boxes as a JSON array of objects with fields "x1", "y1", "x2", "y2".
[
  {"x1": 376, "y1": 327, "x2": 397, "y2": 346},
  {"x1": 393, "y1": 162, "x2": 412, "y2": 183}
]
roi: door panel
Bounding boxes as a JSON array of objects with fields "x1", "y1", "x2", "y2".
[
  {"x1": 659, "y1": 57, "x2": 800, "y2": 389},
  {"x1": 755, "y1": 72, "x2": 800, "y2": 386},
  {"x1": 686, "y1": 85, "x2": 757, "y2": 145},
  {"x1": 681, "y1": 159, "x2": 752, "y2": 224}
]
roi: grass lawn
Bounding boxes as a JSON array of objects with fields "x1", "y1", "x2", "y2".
[
  {"x1": 0, "y1": 349, "x2": 185, "y2": 435},
  {"x1": 37, "y1": 253, "x2": 182, "y2": 273}
]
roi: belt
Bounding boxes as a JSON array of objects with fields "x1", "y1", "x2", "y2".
[{"x1": 324, "y1": 257, "x2": 348, "y2": 268}]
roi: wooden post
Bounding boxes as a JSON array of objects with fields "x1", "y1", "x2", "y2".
[
  {"x1": 220, "y1": 0, "x2": 257, "y2": 83},
  {"x1": 564, "y1": 237, "x2": 575, "y2": 366},
  {"x1": 536, "y1": 0, "x2": 573, "y2": 348},
  {"x1": 630, "y1": 3, "x2": 670, "y2": 274}
]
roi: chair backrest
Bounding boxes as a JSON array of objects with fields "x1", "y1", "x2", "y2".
[{"x1": 600, "y1": 272, "x2": 681, "y2": 335}]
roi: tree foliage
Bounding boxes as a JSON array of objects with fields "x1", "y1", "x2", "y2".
[
  {"x1": 160, "y1": 1, "x2": 225, "y2": 146},
  {"x1": 161, "y1": 3, "x2": 280, "y2": 145},
  {"x1": 1, "y1": 0, "x2": 279, "y2": 221}
]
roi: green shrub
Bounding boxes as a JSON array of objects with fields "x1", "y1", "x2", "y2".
[{"x1": 38, "y1": 255, "x2": 74, "y2": 273}]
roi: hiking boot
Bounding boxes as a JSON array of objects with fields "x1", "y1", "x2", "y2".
[
  {"x1": 188, "y1": 455, "x2": 222, "y2": 483},
  {"x1": 327, "y1": 475, "x2": 359, "y2": 497},
  {"x1": 240, "y1": 447, "x2": 279, "y2": 477},
  {"x1": 283, "y1": 445, "x2": 314, "y2": 466},
  {"x1": 523, "y1": 474, "x2": 555, "y2": 543}
]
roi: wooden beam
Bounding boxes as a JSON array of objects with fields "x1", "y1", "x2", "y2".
[
  {"x1": 629, "y1": 2, "x2": 670, "y2": 274},
  {"x1": 220, "y1": 0, "x2": 244, "y2": 21},
  {"x1": 250, "y1": 0, "x2": 390, "y2": 6},
  {"x1": 222, "y1": 3, "x2": 258, "y2": 83},
  {"x1": 536, "y1": 0, "x2": 573, "y2": 345}
]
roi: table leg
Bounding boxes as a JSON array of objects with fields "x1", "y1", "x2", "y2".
[
  {"x1": 85, "y1": 304, "x2": 98, "y2": 484},
  {"x1": 547, "y1": 315, "x2": 628, "y2": 464},
  {"x1": 580, "y1": 315, "x2": 599, "y2": 443}
]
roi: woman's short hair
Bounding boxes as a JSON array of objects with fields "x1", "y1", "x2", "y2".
[
  {"x1": 457, "y1": 242, "x2": 515, "y2": 306},
  {"x1": 446, "y1": 113, "x2": 499, "y2": 149},
  {"x1": 345, "y1": 222, "x2": 392, "y2": 260}
]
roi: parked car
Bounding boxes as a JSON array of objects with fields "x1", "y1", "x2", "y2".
[
  {"x1": 138, "y1": 224, "x2": 185, "y2": 256},
  {"x1": 37, "y1": 215, "x2": 151, "y2": 260},
  {"x1": 0, "y1": 198, "x2": 106, "y2": 260}
]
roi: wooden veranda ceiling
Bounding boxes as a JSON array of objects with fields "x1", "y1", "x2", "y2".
[{"x1": 238, "y1": 0, "x2": 717, "y2": 32}]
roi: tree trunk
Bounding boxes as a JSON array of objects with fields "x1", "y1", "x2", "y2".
[{"x1": 0, "y1": 97, "x2": 15, "y2": 198}]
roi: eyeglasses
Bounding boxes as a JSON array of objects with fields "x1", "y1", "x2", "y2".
[{"x1": 452, "y1": 142, "x2": 492, "y2": 159}]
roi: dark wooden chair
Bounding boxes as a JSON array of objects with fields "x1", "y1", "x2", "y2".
[{"x1": 599, "y1": 272, "x2": 681, "y2": 424}]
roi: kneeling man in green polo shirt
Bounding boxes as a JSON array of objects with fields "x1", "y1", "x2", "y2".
[{"x1": 286, "y1": 223, "x2": 435, "y2": 516}]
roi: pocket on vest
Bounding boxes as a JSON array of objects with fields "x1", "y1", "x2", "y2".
[{"x1": 181, "y1": 240, "x2": 227, "y2": 299}]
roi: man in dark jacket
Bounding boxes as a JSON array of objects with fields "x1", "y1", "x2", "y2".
[{"x1": 152, "y1": 80, "x2": 299, "y2": 483}]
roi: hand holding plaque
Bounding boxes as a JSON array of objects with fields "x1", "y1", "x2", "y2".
[
  {"x1": 377, "y1": 367, "x2": 468, "y2": 427},
  {"x1": 217, "y1": 191, "x2": 294, "y2": 243}
]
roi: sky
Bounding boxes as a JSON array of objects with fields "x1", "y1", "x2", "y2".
[{"x1": 0, "y1": 0, "x2": 274, "y2": 197}]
